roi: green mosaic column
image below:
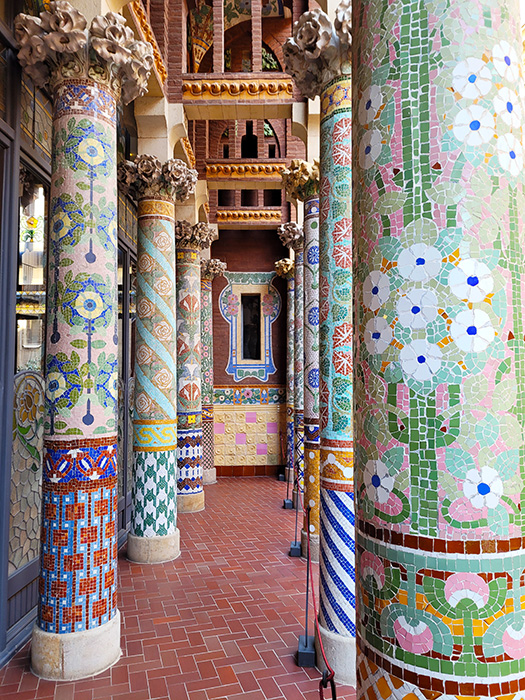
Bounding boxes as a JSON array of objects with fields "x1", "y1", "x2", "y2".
[
  {"x1": 284, "y1": 2, "x2": 353, "y2": 684},
  {"x1": 354, "y1": 1, "x2": 525, "y2": 700},
  {"x1": 176, "y1": 222, "x2": 217, "y2": 513},
  {"x1": 275, "y1": 258, "x2": 295, "y2": 483},
  {"x1": 120, "y1": 155, "x2": 197, "y2": 563},
  {"x1": 200, "y1": 258, "x2": 226, "y2": 485},
  {"x1": 15, "y1": 2, "x2": 153, "y2": 681}
]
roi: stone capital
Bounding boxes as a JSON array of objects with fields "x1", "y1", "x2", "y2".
[
  {"x1": 283, "y1": 0, "x2": 351, "y2": 99},
  {"x1": 15, "y1": 1, "x2": 154, "y2": 104},
  {"x1": 281, "y1": 159, "x2": 320, "y2": 201},
  {"x1": 175, "y1": 221, "x2": 218, "y2": 251},
  {"x1": 278, "y1": 222, "x2": 304, "y2": 251},
  {"x1": 118, "y1": 155, "x2": 198, "y2": 203},
  {"x1": 274, "y1": 258, "x2": 295, "y2": 280},
  {"x1": 201, "y1": 259, "x2": 227, "y2": 281}
]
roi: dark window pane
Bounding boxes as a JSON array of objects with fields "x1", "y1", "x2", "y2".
[{"x1": 242, "y1": 294, "x2": 261, "y2": 360}]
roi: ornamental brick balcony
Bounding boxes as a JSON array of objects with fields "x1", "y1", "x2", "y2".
[
  {"x1": 205, "y1": 160, "x2": 287, "y2": 189},
  {"x1": 182, "y1": 73, "x2": 296, "y2": 120}
]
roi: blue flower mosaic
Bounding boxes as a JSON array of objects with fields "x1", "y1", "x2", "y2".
[
  {"x1": 307, "y1": 245, "x2": 320, "y2": 265},
  {"x1": 308, "y1": 306, "x2": 320, "y2": 326},
  {"x1": 308, "y1": 368, "x2": 320, "y2": 388}
]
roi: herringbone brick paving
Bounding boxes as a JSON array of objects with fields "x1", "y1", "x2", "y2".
[{"x1": 0, "y1": 477, "x2": 356, "y2": 700}]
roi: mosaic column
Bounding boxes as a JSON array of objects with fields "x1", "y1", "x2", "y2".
[
  {"x1": 201, "y1": 258, "x2": 227, "y2": 485},
  {"x1": 283, "y1": 161, "x2": 321, "y2": 561},
  {"x1": 275, "y1": 258, "x2": 295, "y2": 483},
  {"x1": 176, "y1": 222, "x2": 218, "y2": 512},
  {"x1": 354, "y1": 2, "x2": 525, "y2": 700},
  {"x1": 284, "y1": 2, "x2": 354, "y2": 683},
  {"x1": 118, "y1": 156, "x2": 197, "y2": 563},
  {"x1": 15, "y1": 3, "x2": 153, "y2": 681},
  {"x1": 278, "y1": 224, "x2": 305, "y2": 501}
]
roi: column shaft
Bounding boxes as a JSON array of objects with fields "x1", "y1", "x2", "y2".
[
  {"x1": 201, "y1": 276, "x2": 216, "y2": 484},
  {"x1": 37, "y1": 77, "x2": 121, "y2": 678},
  {"x1": 286, "y1": 274, "x2": 295, "y2": 482},
  {"x1": 176, "y1": 247, "x2": 204, "y2": 512},
  {"x1": 317, "y1": 75, "x2": 355, "y2": 682},
  {"x1": 129, "y1": 197, "x2": 179, "y2": 563},
  {"x1": 302, "y1": 194, "x2": 321, "y2": 561},
  {"x1": 355, "y1": 2, "x2": 525, "y2": 700},
  {"x1": 212, "y1": 0, "x2": 224, "y2": 73},
  {"x1": 294, "y1": 248, "x2": 305, "y2": 496}
]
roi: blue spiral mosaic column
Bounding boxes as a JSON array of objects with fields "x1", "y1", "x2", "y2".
[
  {"x1": 354, "y1": 2, "x2": 525, "y2": 700},
  {"x1": 317, "y1": 75, "x2": 355, "y2": 681},
  {"x1": 294, "y1": 244, "x2": 305, "y2": 496}
]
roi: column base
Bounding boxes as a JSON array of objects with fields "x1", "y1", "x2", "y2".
[
  {"x1": 31, "y1": 609, "x2": 121, "y2": 681},
  {"x1": 127, "y1": 530, "x2": 180, "y2": 564},
  {"x1": 315, "y1": 622, "x2": 356, "y2": 688},
  {"x1": 301, "y1": 529, "x2": 319, "y2": 563},
  {"x1": 203, "y1": 468, "x2": 217, "y2": 485},
  {"x1": 177, "y1": 491, "x2": 205, "y2": 512}
]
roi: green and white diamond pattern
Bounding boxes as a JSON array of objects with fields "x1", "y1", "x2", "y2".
[{"x1": 131, "y1": 450, "x2": 177, "y2": 537}]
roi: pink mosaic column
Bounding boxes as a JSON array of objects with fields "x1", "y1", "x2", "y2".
[{"x1": 15, "y1": 2, "x2": 152, "y2": 681}]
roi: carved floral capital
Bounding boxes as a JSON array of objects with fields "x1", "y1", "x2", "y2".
[
  {"x1": 118, "y1": 155, "x2": 198, "y2": 202},
  {"x1": 176, "y1": 221, "x2": 218, "y2": 251},
  {"x1": 283, "y1": 0, "x2": 351, "y2": 99},
  {"x1": 278, "y1": 222, "x2": 304, "y2": 251},
  {"x1": 201, "y1": 259, "x2": 227, "y2": 280},
  {"x1": 281, "y1": 159, "x2": 320, "y2": 201},
  {"x1": 15, "y1": 1, "x2": 154, "y2": 103},
  {"x1": 274, "y1": 258, "x2": 295, "y2": 279}
]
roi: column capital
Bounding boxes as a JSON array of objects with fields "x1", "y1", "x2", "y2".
[
  {"x1": 15, "y1": 1, "x2": 154, "y2": 104},
  {"x1": 282, "y1": 159, "x2": 320, "y2": 201},
  {"x1": 118, "y1": 155, "x2": 198, "y2": 202},
  {"x1": 283, "y1": 0, "x2": 351, "y2": 99},
  {"x1": 274, "y1": 257, "x2": 295, "y2": 280},
  {"x1": 201, "y1": 258, "x2": 227, "y2": 281},
  {"x1": 278, "y1": 222, "x2": 304, "y2": 251},
  {"x1": 175, "y1": 220, "x2": 218, "y2": 251}
]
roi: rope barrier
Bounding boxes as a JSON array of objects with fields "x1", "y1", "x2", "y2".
[{"x1": 288, "y1": 458, "x2": 338, "y2": 698}]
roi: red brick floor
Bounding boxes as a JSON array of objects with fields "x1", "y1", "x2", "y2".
[{"x1": 0, "y1": 477, "x2": 356, "y2": 700}]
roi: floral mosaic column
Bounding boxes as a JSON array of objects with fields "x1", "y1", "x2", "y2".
[
  {"x1": 284, "y1": 0, "x2": 354, "y2": 683},
  {"x1": 283, "y1": 161, "x2": 321, "y2": 561},
  {"x1": 15, "y1": 2, "x2": 152, "y2": 681},
  {"x1": 201, "y1": 258, "x2": 227, "y2": 485},
  {"x1": 176, "y1": 222, "x2": 218, "y2": 512},
  {"x1": 118, "y1": 156, "x2": 197, "y2": 563},
  {"x1": 279, "y1": 224, "x2": 305, "y2": 500},
  {"x1": 275, "y1": 258, "x2": 295, "y2": 482},
  {"x1": 354, "y1": 1, "x2": 525, "y2": 700}
]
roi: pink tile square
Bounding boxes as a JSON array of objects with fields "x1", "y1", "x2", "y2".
[
  {"x1": 215, "y1": 423, "x2": 225, "y2": 434},
  {"x1": 266, "y1": 422, "x2": 278, "y2": 434},
  {"x1": 246, "y1": 412, "x2": 257, "y2": 423},
  {"x1": 235, "y1": 433, "x2": 246, "y2": 445},
  {"x1": 256, "y1": 444, "x2": 268, "y2": 455}
]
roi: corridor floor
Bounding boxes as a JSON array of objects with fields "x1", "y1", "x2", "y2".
[{"x1": 0, "y1": 477, "x2": 356, "y2": 700}]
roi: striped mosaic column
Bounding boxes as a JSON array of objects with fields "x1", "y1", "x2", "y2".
[
  {"x1": 278, "y1": 224, "x2": 305, "y2": 500},
  {"x1": 119, "y1": 156, "x2": 197, "y2": 563},
  {"x1": 14, "y1": 3, "x2": 153, "y2": 681},
  {"x1": 282, "y1": 162, "x2": 321, "y2": 560},
  {"x1": 176, "y1": 222, "x2": 217, "y2": 513},
  {"x1": 275, "y1": 258, "x2": 295, "y2": 483},
  {"x1": 200, "y1": 258, "x2": 227, "y2": 485},
  {"x1": 354, "y1": 2, "x2": 525, "y2": 700},
  {"x1": 284, "y1": 2, "x2": 353, "y2": 683}
]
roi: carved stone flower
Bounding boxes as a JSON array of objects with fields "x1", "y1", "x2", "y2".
[
  {"x1": 135, "y1": 154, "x2": 162, "y2": 184},
  {"x1": 334, "y1": 0, "x2": 352, "y2": 47},
  {"x1": 90, "y1": 13, "x2": 134, "y2": 68},
  {"x1": 294, "y1": 10, "x2": 333, "y2": 61},
  {"x1": 117, "y1": 160, "x2": 137, "y2": 196},
  {"x1": 201, "y1": 259, "x2": 227, "y2": 280},
  {"x1": 274, "y1": 258, "x2": 294, "y2": 278},
  {"x1": 40, "y1": 1, "x2": 87, "y2": 54},
  {"x1": 175, "y1": 220, "x2": 194, "y2": 246},
  {"x1": 278, "y1": 222, "x2": 304, "y2": 250},
  {"x1": 121, "y1": 40, "x2": 154, "y2": 104},
  {"x1": 175, "y1": 168, "x2": 198, "y2": 202},
  {"x1": 282, "y1": 37, "x2": 324, "y2": 100}
]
